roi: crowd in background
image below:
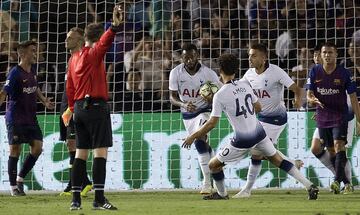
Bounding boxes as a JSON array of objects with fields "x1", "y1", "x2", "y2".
[{"x1": 1, "y1": 0, "x2": 360, "y2": 113}]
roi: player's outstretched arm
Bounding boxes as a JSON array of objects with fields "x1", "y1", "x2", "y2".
[
  {"x1": 36, "y1": 88, "x2": 55, "y2": 110},
  {"x1": 0, "y1": 90, "x2": 7, "y2": 107},
  {"x1": 288, "y1": 83, "x2": 302, "y2": 109},
  {"x1": 182, "y1": 117, "x2": 219, "y2": 149}
]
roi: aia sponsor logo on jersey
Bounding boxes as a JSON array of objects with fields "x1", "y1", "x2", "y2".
[
  {"x1": 253, "y1": 89, "x2": 271, "y2": 98},
  {"x1": 182, "y1": 89, "x2": 200, "y2": 98}
]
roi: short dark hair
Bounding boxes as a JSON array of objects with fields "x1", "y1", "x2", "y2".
[
  {"x1": 182, "y1": 43, "x2": 198, "y2": 53},
  {"x1": 313, "y1": 43, "x2": 323, "y2": 52},
  {"x1": 218, "y1": 53, "x2": 239, "y2": 76},
  {"x1": 85, "y1": 23, "x2": 104, "y2": 43},
  {"x1": 322, "y1": 41, "x2": 337, "y2": 51},
  {"x1": 250, "y1": 43, "x2": 268, "y2": 55},
  {"x1": 17, "y1": 40, "x2": 37, "y2": 52},
  {"x1": 70, "y1": 27, "x2": 84, "y2": 37}
]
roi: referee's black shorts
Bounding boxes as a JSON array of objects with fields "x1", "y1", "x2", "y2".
[
  {"x1": 59, "y1": 115, "x2": 75, "y2": 141},
  {"x1": 73, "y1": 98, "x2": 113, "y2": 149}
]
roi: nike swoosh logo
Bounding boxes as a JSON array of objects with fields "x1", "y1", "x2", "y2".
[{"x1": 315, "y1": 80, "x2": 322, "y2": 83}]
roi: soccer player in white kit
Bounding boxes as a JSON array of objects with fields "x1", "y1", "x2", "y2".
[
  {"x1": 182, "y1": 53, "x2": 319, "y2": 200},
  {"x1": 237, "y1": 43, "x2": 304, "y2": 198},
  {"x1": 169, "y1": 43, "x2": 222, "y2": 194}
]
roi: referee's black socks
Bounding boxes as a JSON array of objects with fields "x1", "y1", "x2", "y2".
[
  {"x1": 72, "y1": 158, "x2": 86, "y2": 203},
  {"x1": 93, "y1": 157, "x2": 106, "y2": 203}
]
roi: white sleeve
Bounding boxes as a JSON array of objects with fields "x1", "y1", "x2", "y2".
[
  {"x1": 242, "y1": 71, "x2": 250, "y2": 83},
  {"x1": 278, "y1": 68, "x2": 295, "y2": 88},
  {"x1": 210, "y1": 70, "x2": 222, "y2": 87},
  {"x1": 169, "y1": 68, "x2": 178, "y2": 91},
  {"x1": 123, "y1": 51, "x2": 134, "y2": 73},
  {"x1": 210, "y1": 93, "x2": 223, "y2": 118}
]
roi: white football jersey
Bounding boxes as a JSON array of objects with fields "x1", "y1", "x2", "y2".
[
  {"x1": 169, "y1": 63, "x2": 221, "y2": 119},
  {"x1": 211, "y1": 79, "x2": 267, "y2": 148},
  {"x1": 243, "y1": 64, "x2": 294, "y2": 117}
]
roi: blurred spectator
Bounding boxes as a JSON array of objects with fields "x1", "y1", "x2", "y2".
[
  {"x1": 0, "y1": 10, "x2": 17, "y2": 82},
  {"x1": 170, "y1": 10, "x2": 191, "y2": 52},
  {"x1": 287, "y1": 0, "x2": 316, "y2": 49},
  {"x1": 149, "y1": 0, "x2": 171, "y2": 40},
  {"x1": 123, "y1": 68, "x2": 144, "y2": 111},
  {"x1": 128, "y1": 1, "x2": 151, "y2": 31},
  {"x1": 249, "y1": 0, "x2": 286, "y2": 48},
  {"x1": 188, "y1": 0, "x2": 215, "y2": 28},
  {"x1": 334, "y1": 0, "x2": 360, "y2": 55},
  {"x1": 1, "y1": 0, "x2": 38, "y2": 41},
  {"x1": 105, "y1": 1, "x2": 143, "y2": 111},
  {"x1": 36, "y1": 42, "x2": 55, "y2": 96},
  {"x1": 290, "y1": 47, "x2": 314, "y2": 109},
  {"x1": 124, "y1": 36, "x2": 172, "y2": 110},
  {"x1": 340, "y1": 40, "x2": 360, "y2": 95}
]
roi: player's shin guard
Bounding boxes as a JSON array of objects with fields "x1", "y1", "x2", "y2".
[
  {"x1": 195, "y1": 140, "x2": 211, "y2": 186},
  {"x1": 8, "y1": 156, "x2": 19, "y2": 187},
  {"x1": 280, "y1": 159, "x2": 312, "y2": 189},
  {"x1": 243, "y1": 159, "x2": 262, "y2": 192},
  {"x1": 315, "y1": 150, "x2": 335, "y2": 174},
  {"x1": 18, "y1": 153, "x2": 39, "y2": 179},
  {"x1": 72, "y1": 158, "x2": 86, "y2": 203},
  {"x1": 212, "y1": 171, "x2": 227, "y2": 197},
  {"x1": 335, "y1": 151, "x2": 348, "y2": 184},
  {"x1": 93, "y1": 157, "x2": 106, "y2": 203}
]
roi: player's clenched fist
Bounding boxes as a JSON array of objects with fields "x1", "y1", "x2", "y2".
[{"x1": 112, "y1": 3, "x2": 125, "y2": 26}]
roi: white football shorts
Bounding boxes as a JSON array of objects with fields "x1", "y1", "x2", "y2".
[{"x1": 216, "y1": 137, "x2": 277, "y2": 164}]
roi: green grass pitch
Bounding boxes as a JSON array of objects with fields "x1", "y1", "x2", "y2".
[{"x1": 0, "y1": 190, "x2": 359, "y2": 215}]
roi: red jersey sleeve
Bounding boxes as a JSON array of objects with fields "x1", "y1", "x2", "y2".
[
  {"x1": 88, "y1": 28, "x2": 116, "y2": 63},
  {"x1": 66, "y1": 56, "x2": 76, "y2": 112}
]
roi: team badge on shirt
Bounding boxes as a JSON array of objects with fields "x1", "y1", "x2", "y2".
[{"x1": 333, "y1": 79, "x2": 341, "y2": 85}]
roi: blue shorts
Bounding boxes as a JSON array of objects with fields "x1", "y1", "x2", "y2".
[
  {"x1": 7, "y1": 124, "x2": 43, "y2": 145},
  {"x1": 318, "y1": 123, "x2": 348, "y2": 147}
]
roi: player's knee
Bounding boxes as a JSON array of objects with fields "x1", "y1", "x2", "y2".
[
  {"x1": 334, "y1": 141, "x2": 346, "y2": 152},
  {"x1": 9, "y1": 150, "x2": 21, "y2": 158},
  {"x1": 66, "y1": 139, "x2": 76, "y2": 151},
  {"x1": 251, "y1": 154, "x2": 263, "y2": 160},
  {"x1": 9, "y1": 145, "x2": 21, "y2": 157},
  {"x1": 310, "y1": 139, "x2": 322, "y2": 155},
  {"x1": 31, "y1": 147, "x2": 43, "y2": 157},
  {"x1": 208, "y1": 158, "x2": 223, "y2": 172},
  {"x1": 194, "y1": 139, "x2": 209, "y2": 154}
]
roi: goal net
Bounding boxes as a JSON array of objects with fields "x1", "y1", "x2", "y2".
[{"x1": 0, "y1": 0, "x2": 359, "y2": 191}]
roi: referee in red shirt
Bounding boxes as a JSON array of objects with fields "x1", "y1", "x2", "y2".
[{"x1": 62, "y1": 4, "x2": 124, "y2": 211}]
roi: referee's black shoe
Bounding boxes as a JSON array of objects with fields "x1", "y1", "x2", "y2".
[{"x1": 93, "y1": 198, "x2": 118, "y2": 210}]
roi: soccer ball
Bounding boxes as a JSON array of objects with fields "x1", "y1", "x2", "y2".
[{"x1": 200, "y1": 82, "x2": 219, "y2": 98}]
